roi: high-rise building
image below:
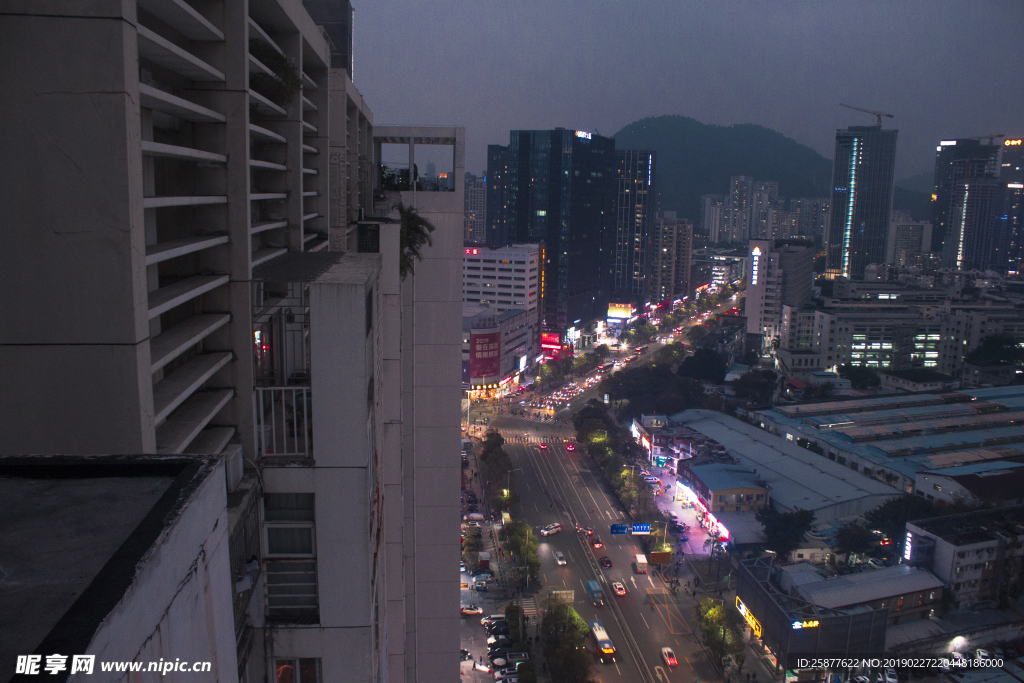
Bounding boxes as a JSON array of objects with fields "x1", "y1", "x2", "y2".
[
  {"x1": 931, "y1": 139, "x2": 1000, "y2": 254},
  {"x1": 464, "y1": 172, "x2": 487, "y2": 243},
  {"x1": 613, "y1": 149, "x2": 656, "y2": 301},
  {"x1": 303, "y1": 0, "x2": 353, "y2": 76},
  {"x1": 462, "y1": 244, "x2": 541, "y2": 343},
  {"x1": 485, "y1": 144, "x2": 510, "y2": 248},
  {"x1": 768, "y1": 208, "x2": 799, "y2": 240},
  {"x1": 727, "y1": 176, "x2": 755, "y2": 243},
  {"x1": 887, "y1": 212, "x2": 934, "y2": 266},
  {"x1": 1, "y1": 0, "x2": 463, "y2": 679},
  {"x1": 746, "y1": 238, "x2": 815, "y2": 350},
  {"x1": 506, "y1": 129, "x2": 616, "y2": 334},
  {"x1": 751, "y1": 181, "x2": 781, "y2": 240},
  {"x1": 826, "y1": 126, "x2": 898, "y2": 279},
  {"x1": 790, "y1": 197, "x2": 831, "y2": 243},
  {"x1": 701, "y1": 194, "x2": 725, "y2": 243},
  {"x1": 941, "y1": 176, "x2": 1002, "y2": 271},
  {"x1": 648, "y1": 212, "x2": 693, "y2": 303},
  {"x1": 1002, "y1": 138, "x2": 1024, "y2": 270}
]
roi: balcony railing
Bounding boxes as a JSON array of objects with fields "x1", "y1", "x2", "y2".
[
  {"x1": 254, "y1": 387, "x2": 312, "y2": 458},
  {"x1": 265, "y1": 559, "x2": 319, "y2": 624}
]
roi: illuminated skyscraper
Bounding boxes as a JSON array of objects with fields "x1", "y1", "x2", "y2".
[
  {"x1": 826, "y1": 126, "x2": 898, "y2": 279},
  {"x1": 612, "y1": 149, "x2": 656, "y2": 301},
  {"x1": 930, "y1": 139, "x2": 1000, "y2": 254}
]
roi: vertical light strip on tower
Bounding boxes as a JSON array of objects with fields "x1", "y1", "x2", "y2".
[
  {"x1": 956, "y1": 184, "x2": 969, "y2": 269},
  {"x1": 842, "y1": 137, "x2": 860, "y2": 277}
]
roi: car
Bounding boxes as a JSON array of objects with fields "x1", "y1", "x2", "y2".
[
  {"x1": 580, "y1": 526, "x2": 595, "y2": 536},
  {"x1": 976, "y1": 649, "x2": 990, "y2": 660},
  {"x1": 460, "y1": 561, "x2": 466, "y2": 572},
  {"x1": 487, "y1": 635, "x2": 512, "y2": 646},
  {"x1": 867, "y1": 558, "x2": 885, "y2": 569},
  {"x1": 884, "y1": 669, "x2": 898, "y2": 683},
  {"x1": 612, "y1": 581, "x2": 627, "y2": 596},
  {"x1": 474, "y1": 571, "x2": 495, "y2": 581},
  {"x1": 666, "y1": 512, "x2": 678, "y2": 522},
  {"x1": 591, "y1": 536, "x2": 604, "y2": 548},
  {"x1": 565, "y1": 443, "x2": 575, "y2": 451},
  {"x1": 474, "y1": 583, "x2": 488, "y2": 592},
  {"x1": 488, "y1": 646, "x2": 511, "y2": 658},
  {"x1": 600, "y1": 556, "x2": 613, "y2": 568},
  {"x1": 554, "y1": 551, "x2": 567, "y2": 566},
  {"x1": 466, "y1": 521, "x2": 482, "y2": 528},
  {"x1": 461, "y1": 649, "x2": 473, "y2": 662},
  {"x1": 539, "y1": 443, "x2": 548, "y2": 449},
  {"x1": 487, "y1": 623, "x2": 510, "y2": 636},
  {"x1": 540, "y1": 523, "x2": 562, "y2": 536},
  {"x1": 461, "y1": 604, "x2": 483, "y2": 616},
  {"x1": 662, "y1": 647, "x2": 678, "y2": 667},
  {"x1": 852, "y1": 676, "x2": 871, "y2": 683},
  {"x1": 481, "y1": 615, "x2": 505, "y2": 626}
]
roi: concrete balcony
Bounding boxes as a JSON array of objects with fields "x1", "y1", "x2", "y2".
[{"x1": 254, "y1": 387, "x2": 312, "y2": 460}]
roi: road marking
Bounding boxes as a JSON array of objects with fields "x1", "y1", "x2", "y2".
[
  {"x1": 631, "y1": 576, "x2": 637, "y2": 588},
  {"x1": 534, "y1": 502, "x2": 539, "y2": 512},
  {"x1": 649, "y1": 576, "x2": 655, "y2": 587},
  {"x1": 639, "y1": 612, "x2": 650, "y2": 629}
]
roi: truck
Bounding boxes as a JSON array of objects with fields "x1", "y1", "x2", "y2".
[
  {"x1": 585, "y1": 580, "x2": 605, "y2": 607},
  {"x1": 635, "y1": 554, "x2": 648, "y2": 574},
  {"x1": 478, "y1": 551, "x2": 491, "y2": 571}
]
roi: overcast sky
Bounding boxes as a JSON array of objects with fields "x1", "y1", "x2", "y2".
[{"x1": 354, "y1": 1, "x2": 1023, "y2": 179}]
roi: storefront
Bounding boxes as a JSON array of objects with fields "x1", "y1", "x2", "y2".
[{"x1": 674, "y1": 482, "x2": 731, "y2": 541}]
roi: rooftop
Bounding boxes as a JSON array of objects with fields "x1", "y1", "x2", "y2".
[
  {"x1": 909, "y1": 504, "x2": 1024, "y2": 546},
  {"x1": 797, "y1": 565, "x2": 944, "y2": 609},
  {"x1": 0, "y1": 455, "x2": 220, "y2": 680},
  {"x1": 880, "y1": 368, "x2": 955, "y2": 383},
  {"x1": 686, "y1": 463, "x2": 764, "y2": 492},
  {"x1": 671, "y1": 410, "x2": 900, "y2": 521}
]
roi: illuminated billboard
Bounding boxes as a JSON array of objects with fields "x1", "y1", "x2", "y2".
[
  {"x1": 470, "y1": 332, "x2": 501, "y2": 378},
  {"x1": 541, "y1": 332, "x2": 563, "y2": 359},
  {"x1": 607, "y1": 303, "x2": 633, "y2": 319}
]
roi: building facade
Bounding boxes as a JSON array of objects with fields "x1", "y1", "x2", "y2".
[
  {"x1": 702, "y1": 194, "x2": 725, "y2": 243},
  {"x1": 887, "y1": 212, "x2": 934, "y2": 266},
  {"x1": 464, "y1": 172, "x2": 487, "y2": 243},
  {"x1": 462, "y1": 307, "x2": 535, "y2": 394},
  {"x1": 826, "y1": 126, "x2": 898, "y2": 279},
  {"x1": 746, "y1": 239, "x2": 815, "y2": 351},
  {"x1": 505, "y1": 129, "x2": 617, "y2": 334},
  {"x1": 1, "y1": 1, "x2": 463, "y2": 679},
  {"x1": 612, "y1": 149, "x2": 656, "y2": 301},
  {"x1": 485, "y1": 144, "x2": 510, "y2": 248},
  {"x1": 791, "y1": 197, "x2": 831, "y2": 245},
  {"x1": 648, "y1": 212, "x2": 693, "y2": 303},
  {"x1": 931, "y1": 139, "x2": 1001, "y2": 255}
]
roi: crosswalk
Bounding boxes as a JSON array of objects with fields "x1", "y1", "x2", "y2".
[
  {"x1": 498, "y1": 432, "x2": 577, "y2": 444},
  {"x1": 521, "y1": 597, "x2": 537, "y2": 618}
]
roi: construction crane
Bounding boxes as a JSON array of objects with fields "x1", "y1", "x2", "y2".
[{"x1": 840, "y1": 103, "x2": 894, "y2": 127}]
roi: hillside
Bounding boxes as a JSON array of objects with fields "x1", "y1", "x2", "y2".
[{"x1": 612, "y1": 115, "x2": 930, "y2": 224}]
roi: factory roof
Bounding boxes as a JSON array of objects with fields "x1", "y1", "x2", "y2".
[
  {"x1": 670, "y1": 410, "x2": 900, "y2": 522},
  {"x1": 797, "y1": 565, "x2": 944, "y2": 609},
  {"x1": 685, "y1": 463, "x2": 764, "y2": 492},
  {"x1": 909, "y1": 505, "x2": 1024, "y2": 546},
  {"x1": 927, "y1": 461, "x2": 1024, "y2": 477}
]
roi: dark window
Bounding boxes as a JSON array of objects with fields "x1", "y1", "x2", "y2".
[{"x1": 365, "y1": 288, "x2": 373, "y2": 336}]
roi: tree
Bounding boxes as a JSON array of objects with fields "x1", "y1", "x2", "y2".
[
  {"x1": 801, "y1": 383, "x2": 835, "y2": 401},
  {"x1": 741, "y1": 349, "x2": 760, "y2": 367},
  {"x1": 838, "y1": 364, "x2": 880, "y2": 389},
  {"x1": 593, "y1": 344, "x2": 611, "y2": 360},
  {"x1": 862, "y1": 495, "x2": 936, "y2": 543},
  {"x1": 732, "y1": 369, "x2": 778, "y2": 404},
  {"x1": 965, "y1": 335, "x2": 1024, "y2": 366},
  {"x1": 678, "y1": 348, "x2": 728, "y2": 383},
  {"x1": 755, "y1": 507, "x2": 815, "y2": 560},
  {"x1": 397, "y1": 204, "x2": 436, "y2": 279},
  {"x1": 599, "y1": 364, "x2": 704, "y2": 419},
  {"x1": 540, "y1": 604, "x2": 593, "y2": 683},
  {"x1": 834, "y1": 521, "x2": 877, "y2": 557}
]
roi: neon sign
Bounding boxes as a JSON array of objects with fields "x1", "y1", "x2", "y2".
[
  {"x1": 735, "y1": 597, "x2": 762, "y2": 638},
  {"x1": 904, "y1": 531, "x2": 913, "y2": 561},
  {"x1": 792, "y1": 620, "x2": 819, "y2": 629},
  {"x1": 750, "y1": 246, "x2": 761, "y2": 285},
  {"x1": 1006, "y1": 139, "x2": 1022, "y2": 146},
  {"x1": 575, "y1": 131, "x2": 592, "y2": 140},
  {"x1": 464, "y1": 248, "x2": 479, "y2": 255}
]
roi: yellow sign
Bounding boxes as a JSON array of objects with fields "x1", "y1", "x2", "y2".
[
  {"x1": 1005, "y1": 139, "x2": 1022, "y2": 146},
  {"x1": 608, "y1": 303, "x2": 633, "y2": 319},
  {"x1": 735, "y1": 597, "x2": 762, "y2": 638}
]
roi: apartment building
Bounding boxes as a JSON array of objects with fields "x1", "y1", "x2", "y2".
[
  {"x1": 2, "y1": 1, "x2": 461, "y2": 681},
  {"x1": 907, "y1": 506, "x2": 1024, "y2": 609},
  {"x1": 745, "y1": 238, "x2": 815, "y2": 352}
]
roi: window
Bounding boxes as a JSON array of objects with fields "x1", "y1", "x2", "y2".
[
  {"x1": 265, "y1": 494, "x2": 319, "y2": 623},
  {"x1": 275, "y1": 658, "x2": 320, "y2": 683},
  {"x1": 718, "y1": 495, "x2": 724, "y2": 502},
  {"x1": 365, "y1": 288, "x2": 373, "y2": 336}
]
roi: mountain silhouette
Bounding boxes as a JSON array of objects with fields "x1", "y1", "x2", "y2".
[{"x1": 612, "y1": 115, "x2": 930, "y2": 226}]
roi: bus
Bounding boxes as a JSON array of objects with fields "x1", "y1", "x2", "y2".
[
  {"x1": 599, "y1": 362, "x2": 614, "y2": 372},
  {"x1": 634, "y1": 345, "x2": 648, "y2": 355},
  {"x1": 588, "y1": 620, "x2": 617, "y2": 663}
]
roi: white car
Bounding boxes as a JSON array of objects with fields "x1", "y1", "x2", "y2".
[
  {"x1": 554, "y1": 551, "x2": 567, "y2": 566},
  {"x1": 540, "y1": 523, "x2": 562, "y2": 536}
]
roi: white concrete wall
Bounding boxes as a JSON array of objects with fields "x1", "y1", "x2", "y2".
[{"x1": 76, "y1": 460, "x2": 237, "y2": 683}]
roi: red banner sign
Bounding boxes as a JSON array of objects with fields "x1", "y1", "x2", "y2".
[{"x1": 470, "y1": 332, "x2": 501, "y2": 378}]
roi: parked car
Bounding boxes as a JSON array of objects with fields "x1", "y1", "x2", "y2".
[
  {"x1": 662, "y1": 648, "x2": 678, "y2": 667},
  {"x1": 473, "y1": 569, "x2": 494, "y2": 579},
  {"x1": 461, "y1": 649, "x2": 473, "y2": 661},
  {"x1": 540, "y1": 523, "x2": 562, "y2": 536},
  {"x1": 461, "y1": 604, "x2": 483, "y2": 616},
  {"x1": 474, "y1": 583, "x2": 488, "y2": 592}
]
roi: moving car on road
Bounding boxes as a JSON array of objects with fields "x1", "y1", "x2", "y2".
[
  {"x1": 565, "y1": 443, "x2": 575, "y2": 451},
  {"x1": 554, "y1": 551, "x2": 567, "y2": 566},
  {"x1": 662, "y1": 647, "x2": 678, "y2": 667},
  {"x1": 591, "y1": 535, "x2": 603, "y2": 548},
  {"x1": 600, "y1": 556, "x2": 613, "y2": 568},
  {"x1": 612, "y1": 581, "x2": 627, "y2": 595},
  {"x1": 460, "y1": 604, "x2": 483, "y2": 616},
  {"x1": 540, "y1": 522, "x2": 562, "y2": 536},
  {"x1": 539, "y1": 443, "x2": 548, "y2": 449}
]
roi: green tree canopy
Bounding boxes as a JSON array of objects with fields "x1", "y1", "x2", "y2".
[
  {"x1": 965, "y1": 335, "x2": 1024, "y2": 366},
  {"x1": 678, "y1": 348, "x2": 728, "y2": 383},
  {"x1": 540, "y1": 604, "x2": 593, "y2": 683},
  {"x1": 755, "y1": 507, "x2": 815, "y2": 559},
  {"x1": 838, "y1": 364, "x2": 880, "y2": 389},
  {"x1": 732, "y1": 368, "x2": 778, "y2": 404},
  {"x1": 833, "y1": 521, "x2": 877, "y2": 556},
  {"x1": 599, "y1": 365, "x2": 704, "y2": 419},
  {"x1": 397, "y1": 204, "x2": 436, "y2": 279}
]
